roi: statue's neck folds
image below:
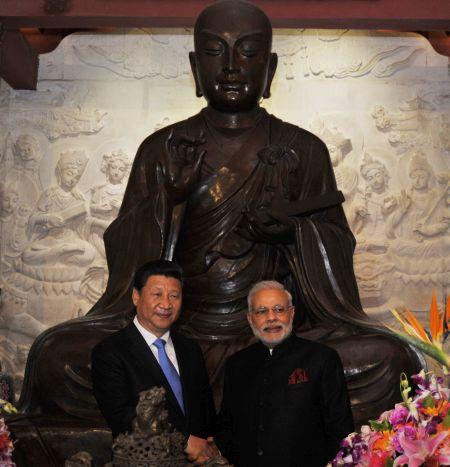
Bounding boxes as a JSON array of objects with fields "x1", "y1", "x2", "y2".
[{"x1": 203, "y1": 105, "x2": 263, "y2": 130}]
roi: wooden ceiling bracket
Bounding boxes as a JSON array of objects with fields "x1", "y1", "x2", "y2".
[{"x1": 0, "y1": 26, "x2": 39, "y2": 90}]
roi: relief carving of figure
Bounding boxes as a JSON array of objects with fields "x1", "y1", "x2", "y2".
[
  {"x1": 386, "y1": 152, "x2": 448, "y2": 293},
  {"x1": 349, "y1": 154, "x2": 398, "y2": 307},
  {"x1": 312, "y1": 121, "x2": 359, "y2": 207},
  {"x1": 0, "y1": 183, "x2": 32, "y2": 270},
  {"x1": 350, "y1": 153, "x2": 397, "y2": 246},
  {"x1": 88, "y1": 150, "x2": 131, "y2": 255},
  {"x1": 6, "y1": 135, "x2": 42, "y2": 206},
  {"x1": 0, "y1": 129, "x2": 8, "y2": 166},
  {"x1": 15, "y1": 150, "x2": 95, "y2": 292},
  {"x1": 387, "y1": 152, "x2": 442, "y2": 241},
  {"x1": 80, "y1": 150, "x2": 131, "y2": 304},
  {"x1": 0, "y1": 183, "x2": 17, "y2": 270},
  {"x1": 414, "y1": 171, "x2": 450, "y2": 241}
]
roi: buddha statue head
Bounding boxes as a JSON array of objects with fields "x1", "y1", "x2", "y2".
[{"x1": 189, "y1": 0, "x2": 277, "y2": 113}]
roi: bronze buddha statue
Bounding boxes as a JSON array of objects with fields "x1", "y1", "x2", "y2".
[{"x1": 18, "y1": 0, "x2": 420, "y2": 434}]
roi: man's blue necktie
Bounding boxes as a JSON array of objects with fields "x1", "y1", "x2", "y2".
[{"x1": 153, "y1": 338, "x2": 185, "y2": 413}]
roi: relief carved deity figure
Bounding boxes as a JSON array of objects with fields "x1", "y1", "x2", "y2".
[
  {"x1": 88, "y1": 150, "x2": 131, "y2": 256},
  {"x1": 312, "y1": 121, "x2": 359, "y2": 207},
  {"x1": 350, "y1": 153, "x2": 397, "y2": 247},
  {"x1": 80, "y1": 150, "x2": 131, "y2": 304},
  {"x1": 0, "y1": 128, "x2": 8, "y2": 165},
  {"x1": 0, "y1": 183, "x2": 32, "y2": 269},
  {"x1": 349, "y1": 155, "x2": 398, "y2": 307},
  {"x1": 387, "y1": 152, "x2": 442, "y2": 241},
  {"x1": 16, "y1": 150, "x2": 95, "y2": 289},
  {"x1": 6, "y1": 135, "x2": 43, "y2": 207},
  {"x1": 19, "y1": 0, "x2": 420, "y2": 428},
  {"x1": 1, "y1": 135, "x2": 42, "y2": 262},
  {"x1": 386, "y1": 152, "x2": 448, "y2": 287},
  {"x1": 415, "y1": 172, "x2": 450, "y2": 240}
]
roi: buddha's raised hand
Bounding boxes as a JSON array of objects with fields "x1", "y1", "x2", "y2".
[{"x1": 162, "y1": 129, "x2": 206, "y2": 204}]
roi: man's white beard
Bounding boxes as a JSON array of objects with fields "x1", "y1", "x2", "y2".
[{"x1": 249, "y1": 320, "x2": 293, "y2": 348}]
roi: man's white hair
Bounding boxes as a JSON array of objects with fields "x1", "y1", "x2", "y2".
[{"x1": 247, "y1": 280, "x2": 293, "y2": 311}]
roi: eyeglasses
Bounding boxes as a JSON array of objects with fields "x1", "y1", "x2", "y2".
[{"x1": 250, "y1": 305, "x2": 291, "y2": 317}]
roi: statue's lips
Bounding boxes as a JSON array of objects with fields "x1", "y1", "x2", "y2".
[{"x1": 220, "y1": 82, "x2": 244, "y2": 91}]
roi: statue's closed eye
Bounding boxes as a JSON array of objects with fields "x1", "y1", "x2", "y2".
[
  {"x1": 238, "y1": 41, "x2": 260, "y2": 57},
  {"x1": 203, "y1": 41, "x2": 224, "y2": 56}
]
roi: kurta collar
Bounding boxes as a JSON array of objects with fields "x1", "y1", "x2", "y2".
[{"x1": 256, "y1": 332, "x2": 296, "y2": 358}]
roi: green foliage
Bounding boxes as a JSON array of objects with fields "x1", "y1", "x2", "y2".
[{"x1": 369, "y1": 419, "x2": 392, "y2": 432}]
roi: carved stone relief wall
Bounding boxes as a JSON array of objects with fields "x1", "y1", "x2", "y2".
[{"x1": 0, "y1": 29, "x2": 448, "y2": 394}]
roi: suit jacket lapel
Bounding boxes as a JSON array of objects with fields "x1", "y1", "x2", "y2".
[{"x1": 124, "y1": 324, "x2": 186, "y2": 421}]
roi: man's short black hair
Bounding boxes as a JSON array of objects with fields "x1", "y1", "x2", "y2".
[{"x1": 133, "y1": 260, "x2": 184, "y2": 292}]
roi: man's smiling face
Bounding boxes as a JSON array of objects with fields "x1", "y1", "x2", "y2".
[
  {"x1": 247, "y1": 287, "x2": 294, "y2": 348},
  {"x1": 132, "y1": 275, "x2": 182, "y2": 337}
]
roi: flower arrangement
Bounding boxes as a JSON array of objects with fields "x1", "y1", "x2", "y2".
[
  {"x1": 331, "y1": 370, "x2": 450, "y2": 466},
  {"x1": 0, "y1": 418, "x2": 15, "y2": 466},
  {"x1": 330, "y1": 293, "x2": 450, "y2": 466},
  {"x1": 0, "y1": 399, "x2": 17, "y2": 466}
]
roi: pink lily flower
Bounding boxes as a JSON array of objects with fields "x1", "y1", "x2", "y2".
[
  {"x1": 438, "y1": 442, "x2": 450, "y2": 464},
  {"x1": 393, "y1": 430, "x2": 449, "y2": 467}
]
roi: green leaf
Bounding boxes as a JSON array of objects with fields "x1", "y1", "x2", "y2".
[
  {"x1": 369, "y1": 419, "x2": 391, "y2": 432},
  {"x1": 422, "y1": 395, "x2": 436, "y2": 409},
  {"x1": 385, "y1": 459, "x2": 394, "y2": 467},
  {"x1": 443, "y1": 412, "x2": 450, "y2": 428}
]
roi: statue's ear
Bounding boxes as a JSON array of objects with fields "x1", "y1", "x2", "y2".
[
  {"x1": 263, "y1": 52, "x2": 278, "y2": 99},
  {"x1": 189, "y1": 52, "x2": 203, "y2": 98}
]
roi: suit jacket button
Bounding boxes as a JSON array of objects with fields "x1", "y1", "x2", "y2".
[
  {"x1": 257, "y1": 448, "x2": 264, "y2": 456},
  {"x1": 259, "y1": 424, "x2": 264, "y2": 431}
]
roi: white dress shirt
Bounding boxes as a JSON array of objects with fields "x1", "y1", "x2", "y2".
[{"x1": 133, "y1": 316, "x2": 180, "y2": 374}]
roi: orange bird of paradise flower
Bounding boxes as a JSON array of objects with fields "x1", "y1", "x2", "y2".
[{"x1": 390, "y1": 291, "x2": 449, "y2": 370}]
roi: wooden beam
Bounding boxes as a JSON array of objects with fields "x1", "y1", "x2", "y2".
[
  {"x1": 1, "y1": 0, "x2": 450, "y2": 30},
  {"x1": 0, "y1": 28, "x2": 39, "y2": 90}
]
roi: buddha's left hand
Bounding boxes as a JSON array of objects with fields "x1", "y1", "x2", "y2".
[{"x1": 239, "y1": 207, "x2": 295, "y2": 243}]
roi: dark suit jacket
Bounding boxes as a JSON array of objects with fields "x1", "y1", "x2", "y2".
[
  {"x1": 215, "y1": 334, "x2": 354, "y2": 467},
  {"x1": 91, "y1": 322, "x2": 215, "y2": 438}
]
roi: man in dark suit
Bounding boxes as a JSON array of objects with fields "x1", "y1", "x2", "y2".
[
  {"x1": 215, "y1": 280, "x2": 354, "y2": 467},
  {"x1": 91, "y1": 260, "x2": 216, "y2": 464}
]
